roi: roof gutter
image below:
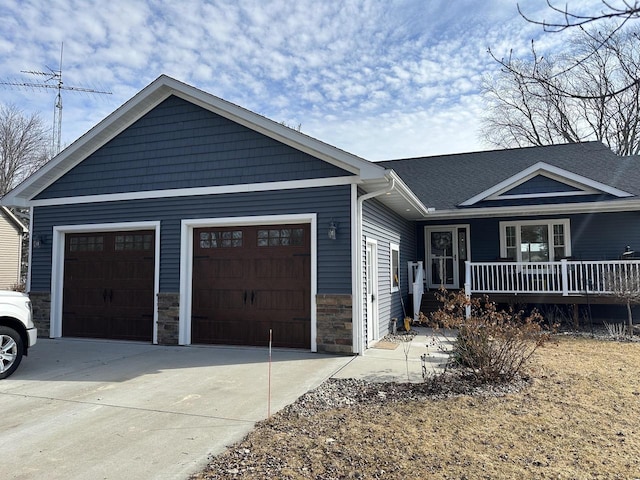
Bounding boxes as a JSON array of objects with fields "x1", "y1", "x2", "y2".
[{"x1": 425, "y1": 198, "x2": 640, "y2": 220}]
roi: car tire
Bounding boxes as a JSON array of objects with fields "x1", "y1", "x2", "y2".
[{"x1": 0, "y1": 326, "x2": 24, "y2": 380}]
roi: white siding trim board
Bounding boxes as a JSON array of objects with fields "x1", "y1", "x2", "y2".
[
  {"x1": 30, "y1": 176, "x2": 357, "y2": 207},
  {"x1": 179, "y1": 213, "x2": 318, "y2": 351},
  {"x1": 460, "y1": 162, "x2": 633, "y2": 206}
]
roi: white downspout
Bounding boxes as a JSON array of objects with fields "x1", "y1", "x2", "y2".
[
  {"x1": 26, "y1": 206, "x2": 34, "y2": 293},
  {"x1": 354, "y1": 177, "x2": 395, "y2": 354}
]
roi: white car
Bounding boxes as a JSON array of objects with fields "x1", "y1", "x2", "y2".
[{"x1": 0, "y1": 291, "x2": 37, "y2": 379}]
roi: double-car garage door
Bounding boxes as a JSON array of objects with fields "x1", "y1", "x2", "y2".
[{"x1": 62, "y1": 224, "x2": 311, "y2": 348}]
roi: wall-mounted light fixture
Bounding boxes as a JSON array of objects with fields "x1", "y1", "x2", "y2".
[
  {"x1": 33, "y1": 235, "x2": 47, "y2": 249},
  {"x1": 328, "y1": 220, "x2": 337, "y2": 240}
]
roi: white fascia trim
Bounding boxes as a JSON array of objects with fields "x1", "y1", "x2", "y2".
[
  {"x1": 178, "y1": 213, "x2": 318, "y2": 351},
  {"x1": 425, "y1": 198, "x2": 640, "y2": 219},
  {"x1": 29, "y1": 176, "x2": 357, "y2": 207},
  {"x1": 386, "y1": 170, "x2": 432, "y2": 217},
  {"x1": 2, "y1": 83, "x2": 174, "y2": 207},
  {"x1": 460, "y1": 162, "x2": 633, "y2": 206},
  {"x1": 49, "y1": 221, "x2": 161, "y2": 342},
  {"x1": 3, "y1": 75, "x2": 386, "y2": 205},
  {"x1": 0, "y1": 206, "x2": 27, "y2": 233},
  {"x1": 168, "y1": 85, "x2": 385, "y2": 180}
]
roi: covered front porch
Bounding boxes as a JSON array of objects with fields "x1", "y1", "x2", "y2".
[
  {"x1": 412, "y1": 259, "x2": 640, "y2": 323},
  {"x1": 465, "y1": 259, "x2": 640, "y2": 297}
]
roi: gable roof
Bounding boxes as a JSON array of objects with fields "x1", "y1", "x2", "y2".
[
  {"x1": 3, "y1": 75, "x2": 429, "y2": 217},
  {"x1": 381, "y1": 142, "x2": 640, "y2": 217},
  {"x1": 460, "y1": 161, "x2": 633, "y2": 206}
]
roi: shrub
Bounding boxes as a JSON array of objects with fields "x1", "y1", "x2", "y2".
[{"x1": 425, "y1": 289, "x2": 552, "y2": 384}]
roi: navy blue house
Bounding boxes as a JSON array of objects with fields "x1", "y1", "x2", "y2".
[{"x1": 4, "y1": 76, "x2": 640, "y2": 354}]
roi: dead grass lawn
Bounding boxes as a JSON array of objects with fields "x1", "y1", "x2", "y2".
[{"x1": 193, "y1": 337, "x2": 640, "y2": 479}]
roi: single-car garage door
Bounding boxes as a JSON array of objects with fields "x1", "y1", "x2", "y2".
[
  {"x1": 63, "y1": 231, "x2": 155, "y2": 341},
  {"x1": 192, "y1": 224, "x2": 311, "y2": 348}
]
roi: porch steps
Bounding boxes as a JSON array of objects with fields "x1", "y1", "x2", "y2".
[{"x1": 416, "y1": 290, "x2": 444, "y2": 320}]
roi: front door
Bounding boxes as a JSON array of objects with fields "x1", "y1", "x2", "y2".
[{"x1": 426, "y1": 226, "x2": 468, "y2": 289}]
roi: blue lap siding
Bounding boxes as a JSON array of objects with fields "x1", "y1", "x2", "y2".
[
  {"x1": 417, "y1": 211, "x2": 640, "y2": 264},
  {"x1": 30, "y1": 95, "x2": 356, "y2": 298},
  {"x1": 362, "y1": 196, "x2": 416, "y2": 335},
  {"x1": 505, "y1": 175, "x2": 582, "y2": 195},
  {"x1": 30, "y1": 185, "x2": 352, "y2": 293},
  {"x1": 36, "y1": 95, "x2": 349, "y2": 199}
]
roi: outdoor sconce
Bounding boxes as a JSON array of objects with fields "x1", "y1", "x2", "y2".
[
  {"x1": 33, "y1": 235, "x2": 47, "y2": 249},
  {"x1": 328, "y1": 220, "x2": 337, "y2": 240}
]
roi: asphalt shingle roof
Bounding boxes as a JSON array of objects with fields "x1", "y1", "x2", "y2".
[{"x1": 379, "y1": 142, "x2": 640, "y2": 210}]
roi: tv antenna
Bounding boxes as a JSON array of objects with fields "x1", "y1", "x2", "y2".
[{"x1": 0, "y1": 43, "x2": 112, "y2": 155}]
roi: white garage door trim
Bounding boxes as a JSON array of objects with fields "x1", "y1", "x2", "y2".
[
  {"x1": 50, "y1": 221, "x2": 161, "y2": 342},
  {"x1": 179, "y1": 214, "x2": 317, "y2": 351}
]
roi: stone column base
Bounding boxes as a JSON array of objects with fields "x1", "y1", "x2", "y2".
[
  {"x1": 316, "y1": 294, "x2": 353, "y2": 354},
  {"x1": 157, "y1": 292, "x2": 180, "y2": 345},
  {"x1": 28, "y1": 291, "x2": 51, "y2": 338}
]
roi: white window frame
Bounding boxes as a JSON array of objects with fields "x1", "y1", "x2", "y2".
[
  {"x1": 390, "y1": 242, "x2": 400, "y2": 292},
  {"x1": 499, "y1": 219, "x2": 571, "y2": 262}
]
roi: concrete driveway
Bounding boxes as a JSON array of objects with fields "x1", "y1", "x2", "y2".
[{"x1": 0, "y1": 338, "x2": 354, "y2": 480}]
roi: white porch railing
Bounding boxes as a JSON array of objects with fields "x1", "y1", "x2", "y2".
[
  {"x1": 408, "y1": 261, "x2": 425, "y2": 322},
  {"x1": 466, "y1": 259, "x2": 640, "y2": 296}
]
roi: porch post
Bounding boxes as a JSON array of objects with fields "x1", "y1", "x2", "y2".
[
  {"x1": 561, "y1": 259, "x2": 569, "y2": 296},
  {"x1": 464, "y1": 260, "x2": 471, "y2": 319}
]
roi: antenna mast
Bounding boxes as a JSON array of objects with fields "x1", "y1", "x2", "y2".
[{"x1": 1, "y1": 43, "x2": 112, "y2": 155}]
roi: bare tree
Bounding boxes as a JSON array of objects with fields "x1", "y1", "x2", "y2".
[
  {"x1": 489, "y1": 2, "x2": 640, "y2": 101},
  {"x1": 0, "y1": 104, "x2": 49, "y2": 196},
  {"x1": 518, "y1": 1, "x2": 640, "y2": 33},
  {"x1": 606, "y1": 263, "x2": 640, "y2": 336},
  {"x1": 483, "y1": 25, "x2": 640, "y2": 154}
]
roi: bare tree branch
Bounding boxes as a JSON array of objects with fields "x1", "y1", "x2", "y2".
[
  {"x1": 488, "y1": 2, "x2": 640, "y2": 101},
  {"x1": 518, "y1": 0, "x2": 640, "y2": 32},
  {"x1": 0, "y1": 104, "x2": 50, "y2": 196},
  {"x1": 483, "y1": 25, "x2": 640, "y2": 154}
]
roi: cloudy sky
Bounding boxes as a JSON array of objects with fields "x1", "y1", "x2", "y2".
[{"x1": 0, "y1": 0, "x2": 611, "y2": 160}]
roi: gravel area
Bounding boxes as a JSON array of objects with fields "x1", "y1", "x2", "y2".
[
  {"x1": 192, "y1": 372, "x2": 530, "y2": 479},
  {"x1": 282, "y1": 373, "x2": 530, "y2": 417},
  {"x1": 192, "y1": 327, "x2": 638, "y2": 479},
  {"x1": 253, "y1": 324, "x2": 639, "y2": 421}
]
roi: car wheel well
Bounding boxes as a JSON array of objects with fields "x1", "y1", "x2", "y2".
[{"x1": 0, "y1": 317, "x2": 29, "y2": 354}]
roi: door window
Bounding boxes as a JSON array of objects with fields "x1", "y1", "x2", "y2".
[{"x1": 430, "y1": 231, "x2": 454, "y2": 286}]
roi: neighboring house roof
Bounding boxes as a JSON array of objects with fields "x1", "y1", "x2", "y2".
[
  {"x1": 0, "y1": 206, "x2": 27, "y2": 234},
  {"x1": 380, "y1": 142, "x2": 640, "y2": 218},
  {"x1": 1, "y1": 75, "x2": 429, "y2": 218}
]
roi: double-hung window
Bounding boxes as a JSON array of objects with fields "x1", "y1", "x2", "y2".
[{"x1": 500, "y1": 219, "x2": 570, "y2": 262}]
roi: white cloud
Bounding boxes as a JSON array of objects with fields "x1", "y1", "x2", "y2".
[{"x1": 0, "y1": 0, "x2": 620, "y2": 158}]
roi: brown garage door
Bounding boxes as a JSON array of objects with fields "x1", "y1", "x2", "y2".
[
  {"x1": 192, "y1": 224, "x2": 311, "y2": 348},
  {"x1": 63, "y1": 231, "x2": 155, "y2": 341}
]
